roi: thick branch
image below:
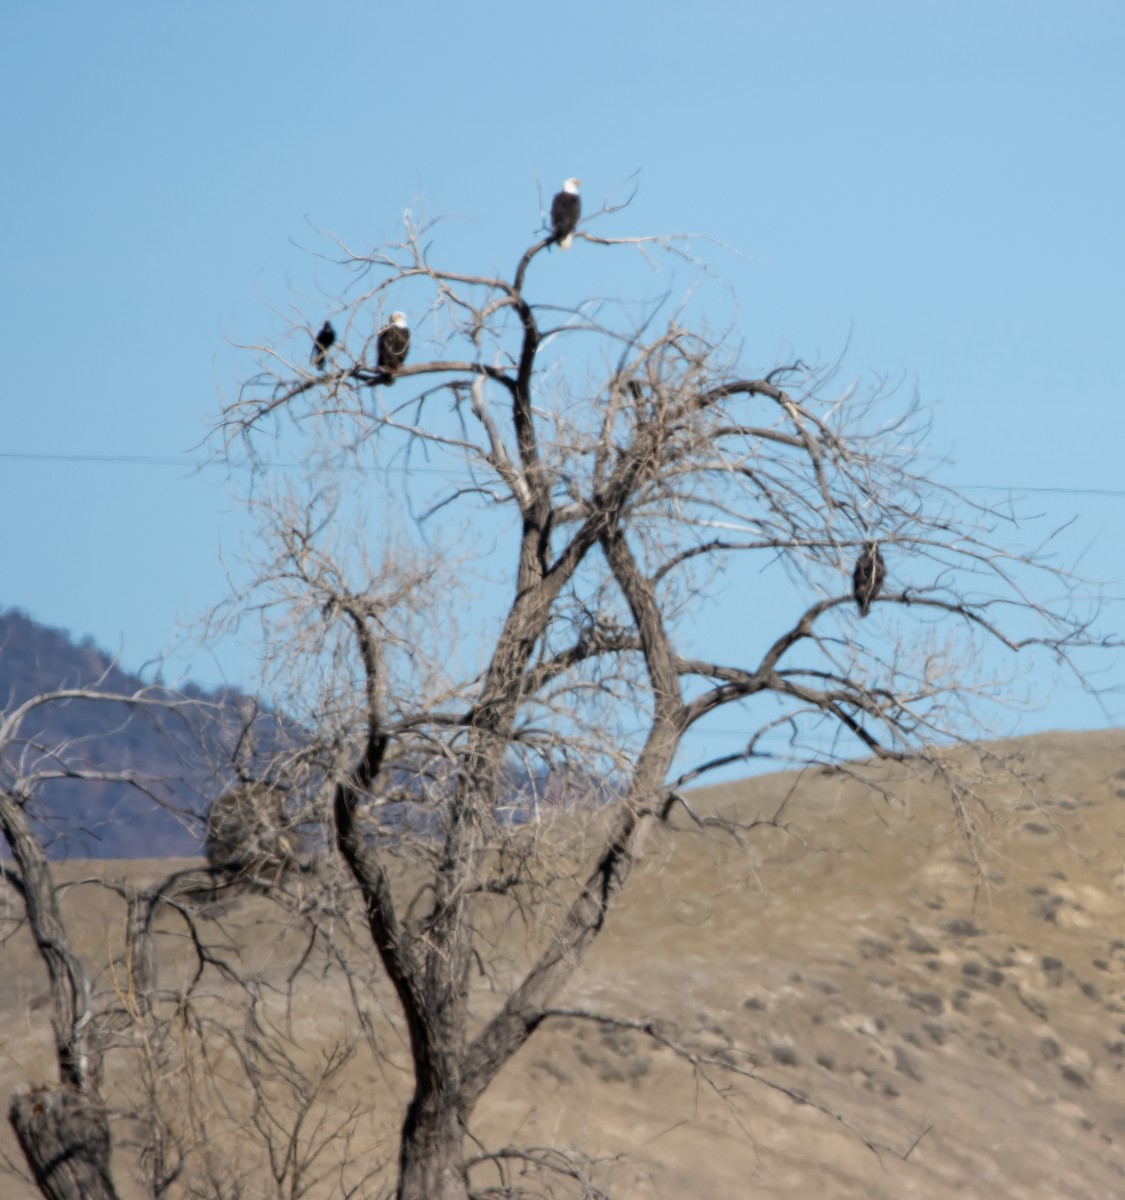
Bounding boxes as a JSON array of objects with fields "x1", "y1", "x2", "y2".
[
  {"x1": 462, "y1": 524, "x2": 688, "y2": 1108},
  {"x1": 0, "y1": 789, "x2": 94, "y2": 1093},
  {"x1": 328, "y1": 608, "x2": 438, "y2": 1075},
  {"x1": 460, "y1": 806, "x2": 646, "y2": 1110}
]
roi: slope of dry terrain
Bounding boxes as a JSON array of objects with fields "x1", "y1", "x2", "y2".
[{"x1": 3, "y1": 728, "x2": 1125, "y2": 1198}]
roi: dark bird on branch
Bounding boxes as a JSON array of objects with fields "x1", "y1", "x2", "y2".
[
  {"x1": 311, "y1": 320, "x2": 336, "y2": 371},
  {"x1": 550, "y1": 177, "x2": 581, "y2": 250},
  {"x1": 853, "y1": 541, "x2": 886, "y2": 617},
  {"x1": 377, "y1": 312, "x2": 410, "y2": 382}
]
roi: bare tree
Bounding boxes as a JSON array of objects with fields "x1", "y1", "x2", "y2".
[
  {"x1": 1, "y1": 198, "x2": 1107, "y2": 1200},
  {"x1": 0, "y1": 680, "x2": 409, "y2": 1200},
  {"x1": 0, "y1": 686, "x2": 195, "y2": 1200},
  {"x1": 197, "y1": 199, "x2": 1106, "y2": 1200}
]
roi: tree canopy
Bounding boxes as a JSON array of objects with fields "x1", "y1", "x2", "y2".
[{"x1": 2, "y1": 193, "x2": 1109, "y2": 1200}]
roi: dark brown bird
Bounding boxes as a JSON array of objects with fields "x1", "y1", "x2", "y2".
[
  {"x1": 549, "y1": 177, "x2": 581, "y2": 249},
  {"x1": 853, "y1": 541, "x2": 886, "y2": 617},
  {"x1": 377, "y1": 312, "x2": 410, "y2": 383},
  {"x1": 311, "y1": 320, "x2": 336, "y2": 371}
]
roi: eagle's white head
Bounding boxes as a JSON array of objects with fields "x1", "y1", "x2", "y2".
[
  {"x1": 389, "y1": 311, "x2": 408, "y2": 328},
  {"x1": 562, "y1": 177, "x2": 581, "y2": 194}
]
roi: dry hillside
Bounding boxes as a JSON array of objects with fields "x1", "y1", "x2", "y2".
[{"x1": 3, "y1": 728, "x2": 1125, "y2": 1198}]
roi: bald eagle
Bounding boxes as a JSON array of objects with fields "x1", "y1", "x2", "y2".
[
  {"x1": 550, "y1": 178, "x2": 581, "y2": 250},
  {"x1": 377, "y1": 312, "x2": 410, "y2": 383},
  {"x1": 311, "y1": 320, "x2": 336, "y2": 371},
  {"x1": 853, "y1": 541, "x2": 886, "y2": 617}
]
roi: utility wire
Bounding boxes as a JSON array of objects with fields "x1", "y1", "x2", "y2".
[{"x1": 3, "y1": 449, "x2": 1125, "y2": 499}]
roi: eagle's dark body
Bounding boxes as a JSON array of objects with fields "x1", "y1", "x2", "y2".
[
  {"x1": 550, "y1": 179, "x2": 581, "y2": 249},
  {"x1": 377, "y1": 316, "x2": 410, "y2": 382},
  {"x1": 853, "y1": 541, "x2": 886, "y2": 617},
  {"x1": 311, "y1": 320, "x2": 336, "y2": 370}
]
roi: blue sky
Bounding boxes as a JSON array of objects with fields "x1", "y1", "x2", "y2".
[{"x1": 2, "y1": 2, "x2": 1123, "y2": 753}]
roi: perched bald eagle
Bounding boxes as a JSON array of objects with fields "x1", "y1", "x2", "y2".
[
  {"x1": 853, "y1": 541, "x2": 886, "y2": 617},
  {"x1": 377, "y1": 312, "x2": 410, "y2": 382},
  {"x1": 311, "y1": 320, "x2": 336, "y2": 371},
  {"x1": 550, "y1": 178, "x2": 581, "y2": 250}
]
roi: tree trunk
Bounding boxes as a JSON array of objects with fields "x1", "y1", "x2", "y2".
[
  {"x1": 396, "y1": 1089, "x2": 467, "y2": 1200},
  {"x1": 10, "y1": 1086, "x2": 119, "y2": 1200}
]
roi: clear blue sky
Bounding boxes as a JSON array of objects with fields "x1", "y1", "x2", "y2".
[{"x1": 2, "y1": 2, "x2": 1123, "y2": 752}]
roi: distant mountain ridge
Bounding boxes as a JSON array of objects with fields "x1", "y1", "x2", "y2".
[
  {"x1": 0, "y1": 610, "x2": 623, "y2": 859},
  {"x1": 0, "y1": 608, "x2": 258, "y2": 858}
]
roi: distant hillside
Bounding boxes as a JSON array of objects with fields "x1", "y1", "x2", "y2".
[
  {"x1": 6, "y1": 730, "x2": 1125, "y2": 1197},
  {"x1": 0, "y1": 608, "x2": 274, "y2": 858},
  {"x1": 0, "y1": 610, "x2": 587, "y2": 860}
]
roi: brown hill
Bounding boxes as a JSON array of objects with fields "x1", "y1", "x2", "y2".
[{"x1": 3, "y1": 728, "x2": 1125, "y2": 1197}]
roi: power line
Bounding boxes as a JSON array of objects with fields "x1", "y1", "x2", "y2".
[
  {"x1": 3, "y1": 449, "x2": 1125, "y2": 500},
  {"x1": 957, "y1": 484, "x2": 1125, "y2": 498},
  {"x1": 1, "y1": 451, "x2": 197, "y2": 467},
  {"x1": 0, "y1": 451, "x2": 442, "y2": 476}
]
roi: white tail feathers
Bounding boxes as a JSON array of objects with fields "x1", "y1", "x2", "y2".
[{"x1": 559, "y1": 233, "x2": 574, "y2": 251}]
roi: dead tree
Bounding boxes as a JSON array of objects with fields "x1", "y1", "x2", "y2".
[
  {"x1": 211, "y1": 198, "x2": 1107, "y2": 1200},
  {"x1": 0, "y1": 688, "x2": 187, "y2": 1200},
  {"x1": 1, "y1": 689, "x2": 382, "y2": 1200},
  {"x1": 0, "y1": 198, "x2": 1106, "y2": 1200}
]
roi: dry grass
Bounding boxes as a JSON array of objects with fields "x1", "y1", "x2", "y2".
[{"x1": 4, "y1": 728, "x2": 1125, "y2": 1198}]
